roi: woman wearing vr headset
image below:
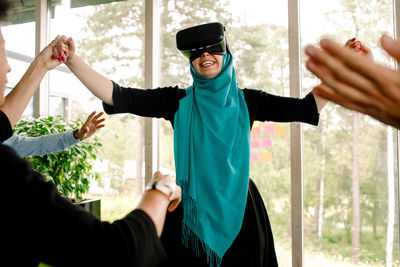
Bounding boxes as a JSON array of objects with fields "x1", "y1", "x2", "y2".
[{"x1": 53, "y1": 23, "x2": 363, "y2": 267}]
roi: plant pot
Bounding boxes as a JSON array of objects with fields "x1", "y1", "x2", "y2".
[{"x1": 74, "y1": 198, "x2": 101, "y2": 219}]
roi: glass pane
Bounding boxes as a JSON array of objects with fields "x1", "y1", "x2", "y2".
[
  {"x1": 49, "y1": 0, "x2": 145, "y2": 222},
  {"x1": 3, "y1": 2, "x2": 36, "y2": 118},
  {"x1": 300, "y1": 0, "x2": 399, "y2": 265},
  {"x1": 159, "y1": 0, "x2": 290, "y2": 265}
]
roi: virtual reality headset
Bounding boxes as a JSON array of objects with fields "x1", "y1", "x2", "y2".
[{"x1": 176, "y1": 22, "x2": 230, "y2": 61}]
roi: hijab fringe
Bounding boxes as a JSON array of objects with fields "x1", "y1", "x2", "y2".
[
  {"x1": 182, "y1": 221, "x2": 223, "y2": 267},
  {"x1": 179, "y1": 179, "x2": 223, "y2": 267}
]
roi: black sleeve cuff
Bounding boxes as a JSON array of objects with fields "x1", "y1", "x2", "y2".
[
  {"x1": 304, "y1": 92, "x2": 320, "y2": 126},
  {"x1": 102, "y1": 81, "x2": 120, "y2": 115}
]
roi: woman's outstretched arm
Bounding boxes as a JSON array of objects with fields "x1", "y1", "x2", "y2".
[{"x1": 55, "y1": 36, "x2": 114, "y2": 106}]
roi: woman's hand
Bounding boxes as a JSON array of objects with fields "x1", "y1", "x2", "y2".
[
  {"x1": 305, "y1": 34, "x2": 400, "y2": 129},
  {"x1": 151, "y1": 171, "x2": 182, "y2": 212},
  {"x1": 35, "y1": 35, "x2": 65, "y2": 71},
  {"x1": 51, "y1": 35, "x2": 75, "y2": 64},
  {"x1": 344, "y1": 37, "x2": 373, "y2": 59},
  {"x1": 73, "y1": 111, "x2": 105, "y2": 140}
]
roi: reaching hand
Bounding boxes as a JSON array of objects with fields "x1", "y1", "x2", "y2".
[
  {"x1": 344, "y1": 37, "x2": 373, "y2": 59},
  {"x1": 305, "y1": 34, "x2": 400, "y2": 129},
  {"x1": 51, "y1": 35, "x2": 75, "y2": 63},
  {"x1": 37, "y1": 35, "x2": 65, "y2": 71},
  {"x1": 152, "y1": 171, "x2": 182, "y2": 212},
  {"x1": 74, "y1": 111, "x2": 105, "y2": 140}
]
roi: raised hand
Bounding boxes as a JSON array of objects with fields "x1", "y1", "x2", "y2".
[
  {"x1": 51, "y1": 35, "x2": 75, "y2": 63},
  {"x1": 306, "y1": 34, "x2": 400, "y2": 129},
  {"x1": 74, "y1": 111, "x2": 105, "y2": 140}
]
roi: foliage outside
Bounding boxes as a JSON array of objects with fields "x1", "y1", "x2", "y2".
[{"x1": 14, "y1": 115, "x2": 102, "y2": 200}]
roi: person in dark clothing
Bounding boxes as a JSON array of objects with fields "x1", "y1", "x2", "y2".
[
  {"x1": 52, "y1": 23, "x2": 327, "y2": 267},
  {"x1": 0, "y1": 2, "x2": 181, "y2": 266}
]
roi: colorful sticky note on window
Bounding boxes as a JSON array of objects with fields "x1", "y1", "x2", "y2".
[
  {"x1": 265, "y1": 123, "x2": 274, "y2": 134},
  {"x1": 262, "y1": 138, "x2": 272, "y2": 148},
  {"x1": 275, "y1": 125, "x2": 286, "y2": 136},
  {"x1": 251, "y1": 126, "x2": 261, "y2": 136},
  {"x1": 251, "y1": 139, "x2": 260, "y2": 149},
  {"x1": 250, "y1": 152, "x2": 260, "y2": 162},
  {"x1": 261, "y1": 151, "x2": 272, "y2": 162}
]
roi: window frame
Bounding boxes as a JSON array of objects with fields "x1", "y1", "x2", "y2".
[{"x1": 20, "y1": 0, "x2": 400, "y2": 265}]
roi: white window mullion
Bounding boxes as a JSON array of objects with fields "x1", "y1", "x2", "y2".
[
  {"x1": 144, "y1": 0, "x2": 160, "y2": 186},
  {"x1": 288, "y1": 0, "x2": 304, "y2": 266},
  {"x1": 393, "y1": 0, "x2": 400, "y2": 257},
  {"x1": 33, "y1": 0, "x2": 49, "y2": 117}
]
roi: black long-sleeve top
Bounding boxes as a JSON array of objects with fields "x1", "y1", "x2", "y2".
[
  {"x1": 102, "y1": 82, "x2": 319, "y2": 267},
  {"x1": 0, "y1": 110, "x2": 166, "y2": 267},
  {"x1": 103, "y1": 83, "x2": 319, "y2": 127}
]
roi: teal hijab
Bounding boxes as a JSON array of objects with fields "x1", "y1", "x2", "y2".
[{"x1": 174, "y1": 53, "x2": 250, "y2": 266}]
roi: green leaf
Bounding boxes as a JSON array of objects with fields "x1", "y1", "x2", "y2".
[{"x1": 15, "y1": 115, "x2": 103, "y2": 199}]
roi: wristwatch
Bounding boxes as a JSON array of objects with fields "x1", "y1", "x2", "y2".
[{"x1": 146, "y1": 179, "x2": 177, "y2": 201}]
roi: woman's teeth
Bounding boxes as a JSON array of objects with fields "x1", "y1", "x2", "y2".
[{"x1": 201, "y1": 61, "x2": 214, "y2": 66}]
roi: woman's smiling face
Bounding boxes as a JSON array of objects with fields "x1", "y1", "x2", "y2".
[{"x1": 191, "y1": 52, "x2": 223, "y2": 79}]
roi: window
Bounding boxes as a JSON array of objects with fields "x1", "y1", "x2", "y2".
[
  {"x1": 3, "y1": 3, "x2": 36, "y2": 118},
  {"x1": 6, "y1": 0, "x2": 400, "y2": 265},
  {"x1": 159, "y1": 0, "x2": 292, "y2": 264},
  {"x1": 48, "y1": 0, "x2": 146, "y2": 221},
  {"x1": 300, "y1": 0, "x2": 399, "y2": 265}
]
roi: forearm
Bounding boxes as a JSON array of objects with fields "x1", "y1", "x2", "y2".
[
  {"x1": 5, "y1": 131, "x2": 78, "y2": 157},
  {"x1": 137, "y1": 190, "x2": 170, "y2": 237},
  {"x1": 66, "y1": 55, "x2": 113, "y2": 105},
  {"x1": 0, "y1": 59, "x2": 47, "y2": 127}
]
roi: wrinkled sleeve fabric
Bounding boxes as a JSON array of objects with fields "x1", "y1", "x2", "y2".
[
  {"x1": 3, "y1": 130, "x2": 78, "y2": 157},
  {"x1": 102, "y1": 81, "x2": 185, "y2": 123},
  {"x1": 243, "y1": 89, "x2": 319, "y2": 126},
  {"x1": 1, "y1": 145, "x2": 166, "y2": 267}
]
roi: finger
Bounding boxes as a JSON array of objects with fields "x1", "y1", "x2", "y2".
[
  {"x1": 360, "y1": 43, "x2": 373, "y2": 58},
  {"x1": 307, "y1": 60, "x2": 392, "y2": 110},
  {"x1": 49, "y1": 35, "x2": 62, "y2": 47},
  {"x1": 153, "y1": 171, "x2": 162, "y2": 179},
  {"x1": 51, "y1": 36, "x2": 67, "y2": 60},
  {"x1": 95, "y1": 118, "x2": 106, "y2": 125},
  {"x1": 67, "y1": 37, "x2": 76, "y2": 52},
  {"x1": 318, "y1": 39, "x2": 392, "y2": 86},
  {"x1": 305, "y1": 45, "x2": 386, "y2": 100},
  {"x1": 168, "y1": 198, "x2": 181, "y2": 212},
  {"x1": 314, "y1": 84, "x2": 400, "y2": 129},
  {"x1": 86, "y1": 111, "x2": 96, "y2": 122},
  {"x1": 381, "y1": 34, "x2": 400, "y2": 64},
  {"x1": 93, "y1": 111, "x2": 105, "y2": 120},
  {"x1": 344, "y1": 38, "x2": 355, "y2": 47},
  {"x1": 96, "y1": 124, "x2": 105, "y2": 129},
  {"x1": 306, "y1": 44, "x2": 387, "y2": 101},
  {"x1": 313, "y1": 83, "x2": 391, "y2": 118}
]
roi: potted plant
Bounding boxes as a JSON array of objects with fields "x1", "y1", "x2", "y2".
[{"x1": 13, "y1": 115, "x2": 103, "y2": 218}]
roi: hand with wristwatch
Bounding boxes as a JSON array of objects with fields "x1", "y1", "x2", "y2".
[{"x1": 145, "y1": 171, "x2": 182, "y2": 212}]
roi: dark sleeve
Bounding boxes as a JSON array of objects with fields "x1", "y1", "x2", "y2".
[
  {"x1": 102, "y1": 81, "x2": 186, "y2": 122},
  {"x1": 243, "y1": 89, "x2": 319, "y2": 126},
  {"x1": 0, "y1": 110, "x2": 12, "y2": 142},
  {"x1": 1, "y1": 145, "x2": 166, "y2": 267}
]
